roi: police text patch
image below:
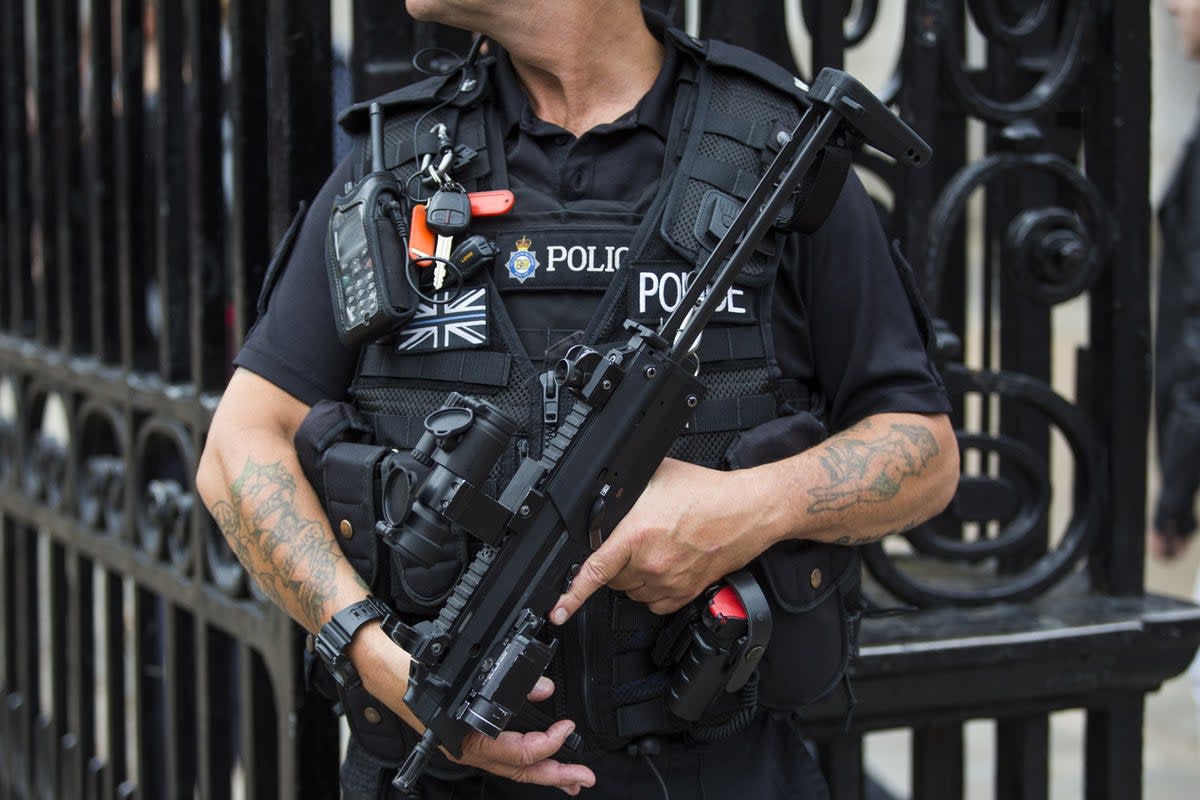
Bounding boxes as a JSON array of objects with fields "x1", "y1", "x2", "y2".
[
  {"x1": 489, "y1": 228, "x2": 634, "y2": 292},
  {"x1": 626, "y1": 265, "x2": 759, "y2": 325}
]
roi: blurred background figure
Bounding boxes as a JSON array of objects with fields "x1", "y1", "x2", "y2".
[{"x1": 1152, "y1": 0, "x2": 1200, "y2": 724}]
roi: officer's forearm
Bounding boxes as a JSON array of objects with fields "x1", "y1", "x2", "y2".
[
  {"x1": 754, "y1": 411, "x2": 959, "y2": 547},
  {"x1": 197, "y1": 426, "x2": 372, "y2": 632},
  {"x1": 197, "y1": 369, "x2": 430, "y2": 734},
  {"x1": 198, "y1": 427, "x2": 431, "y2": 732}
]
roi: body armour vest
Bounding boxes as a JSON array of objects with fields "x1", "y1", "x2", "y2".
[{"x1": 322, "y1": 27, "x2": 863, "y2": 761}]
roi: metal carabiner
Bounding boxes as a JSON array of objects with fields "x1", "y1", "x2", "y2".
[{"x1": 421, "y1": 123, "x2": 455, "y2": 184}]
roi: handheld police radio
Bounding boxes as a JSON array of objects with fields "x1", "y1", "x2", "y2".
[{"x1": 327, "y1": 103, "x2": 416, "y2": 346}]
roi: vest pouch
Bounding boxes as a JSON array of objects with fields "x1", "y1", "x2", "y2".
[
  {"x1": 720, "y1": 410, "x2": 861, "y2": 710},
  {"x1": 722, "y1": 409, "x2": 828, "y2": 471},
  {"x1": 320, "y1": 441, "x2": 394, "y2": 588},
  {"x1": 295, "y1": 401, "x2": 386, "y2": 589},
  {"x1": 751, "y1": 541, "x2": 860, "y2": 710}
]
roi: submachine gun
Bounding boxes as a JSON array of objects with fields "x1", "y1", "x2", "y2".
[{"x1": 376, "y1": 68, "x2": 930, "y2": 791}]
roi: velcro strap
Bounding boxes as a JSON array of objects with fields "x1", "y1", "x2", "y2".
[
  {"x1": 690, "y1": 154, "x2": 760, "y2": 199},
  {"x1": 690, "y1": 393, "x2": 777, "y2": 434},
  {"x1": 359, "y1": 346, "x2": 512, "y2": 387},
  {"x1": 779, "y1": 142, "x2": 853, "y2": 234},
  {"x1": 777, "y1": 377, "x2": 819, "y2": 415},
  {"x1": 406, "y1": 130, "x2": 445, "y2": 163},
  {"x1": 613, "y1": 651, "x2": 655, "y2": 686},
  {"x1": 399, "y1": 123, "x2": 486, "y2": 162},
  {"x1": 615, "y1": 700, "x2": 670, "y2": 738},
  {"x1": 702, "y1": 111, "x2": 771, "y2": 149},
  {"x1": 365, "y1": 413, "x2": 428, "y2": 450},
  {"x1": 695, "y1": 327, "x2": 764, "y2": 363},
  {"x1": 613, "y1": 596, "x2": 658, "y2": 631}
]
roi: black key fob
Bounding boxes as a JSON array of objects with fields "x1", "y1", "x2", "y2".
[{"x1": 425, "y1": 188, "x2": 473, "y2": 236}]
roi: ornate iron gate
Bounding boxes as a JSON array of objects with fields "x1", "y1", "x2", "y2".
[{"x1": 1, "y1": 2, "x2": 1197, "y2": 799}]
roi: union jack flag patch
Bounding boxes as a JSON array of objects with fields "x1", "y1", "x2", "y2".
[{"x1": 394, "y1": 287, "x2": 490, "y2": 352}]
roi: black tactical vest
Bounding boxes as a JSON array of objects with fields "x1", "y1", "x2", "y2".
[{"x1": 324, "y1": 28, "x2": 862, "y2": 760}]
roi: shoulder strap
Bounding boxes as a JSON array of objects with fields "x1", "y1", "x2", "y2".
[
  {"x1": 657, "y1": 35, "x2": 804, "y2": 288},
  {"x1": 340, "y1": 62, "x2": 495, "y2": 189},
  {"x1": 667, "y1": 30, "x2": 810, "y2": 102},
  {"x1": 337, "y1": 56, "x2": 494, "y2": 133},
  {"x1": 779, "y1": 137, "x2": 854, "y2": 234},
  {"x1": 659, "y1": 31, "x2": 860, "y2": 270}
]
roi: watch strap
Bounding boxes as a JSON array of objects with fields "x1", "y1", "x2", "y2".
[{"x1": 313, "y1": 596, "x2": 392, "y2": 689}]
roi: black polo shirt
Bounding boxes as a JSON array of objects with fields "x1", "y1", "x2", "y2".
[
  {"x1": 489, "y1": 36, "x2": 677, "y2": 207},
  {"x1": 236, "y1": 32, "x2": 949, "y2": 433}
]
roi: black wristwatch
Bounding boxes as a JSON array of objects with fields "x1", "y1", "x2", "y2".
[{"x1": 313, "y1": 596, "x2": 393, "y2": 689}]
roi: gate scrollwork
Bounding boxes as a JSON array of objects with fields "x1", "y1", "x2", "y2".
[
  {"x1": 21, "y1": 386, "x2": 70, "y2": 511},
  {"x1": 862, "y1": 362, "x2": 1106, "y2": 605},
  {"x1": 924, "y1": 151, "x2": 1113, "y2": 312},
  {"x1": 851, "y1": 0, "x2": 1119, "y2": 607},
  {"x1": 133, "y1": 419, "x2": 196, "y2": 574},
  {"x1": 76, "y1": 402, "x2": 128, "y2": 535},
  {"x1": 0, "y1": 375, "x2": 17, "y2": 488},
  {"x1": 935, "y1": 0, "x2": 1094, "y2": 124}
]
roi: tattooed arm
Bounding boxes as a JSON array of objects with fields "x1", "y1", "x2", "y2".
[
  {"x1": 197, "y1": 368, "x2": 597, "y2": 792},
  {"x1": 196, "y1": 368, "x2": 415, "y2": 718},
  {"x1": 551, "y1": 411, "x2": 958, "y2": 619},
  {"x1": 801, "y1": 415, "x2": 956, "y2": 546},
  {"x1": 197, "y1": 368, "x2": 372, "y2": 631}
]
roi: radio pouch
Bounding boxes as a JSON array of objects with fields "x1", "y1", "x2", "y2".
[{"x1": 326, "y1": 169, "x2": 416, "y2": 346}]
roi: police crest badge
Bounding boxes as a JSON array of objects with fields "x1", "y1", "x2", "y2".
[{"x1": 505, "y1": 235, "x2": 540, "y2": 283}]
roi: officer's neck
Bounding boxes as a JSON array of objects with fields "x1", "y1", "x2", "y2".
[{"x1": 498, "y1": 12, "x2": 664, "y2": 137}]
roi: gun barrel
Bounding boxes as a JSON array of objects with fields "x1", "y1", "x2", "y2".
[{"x1": 393, "y1": 729, "x2": 439, "y2": 793}]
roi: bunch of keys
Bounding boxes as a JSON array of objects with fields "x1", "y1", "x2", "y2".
[{"x1": 410, "y1": 187, "x2": 514, "y2": 290}]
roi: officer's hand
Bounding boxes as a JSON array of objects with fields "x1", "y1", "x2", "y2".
[
  {"x1": 551, "y1": 458, "x2": 771, "y2": 620},
  {"x1": 1149, "y1": 525, "x2": 1191, "y2": 561},
  {"x1": 447, "y1": 677, "x2": 596, "y2": 795}
]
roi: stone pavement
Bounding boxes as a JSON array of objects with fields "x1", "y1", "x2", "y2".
[{"x1": 1142, "y1": 535, "x2": 1200, "y2": 800}]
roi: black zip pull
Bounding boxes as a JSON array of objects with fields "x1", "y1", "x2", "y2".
[{"x1": 539, "y1": 370, "x2": 559, "y2": 425}]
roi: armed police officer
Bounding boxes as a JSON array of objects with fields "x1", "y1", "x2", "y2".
[{"x1": 197, "y1": 1, "x2": 959, "y2": 797}]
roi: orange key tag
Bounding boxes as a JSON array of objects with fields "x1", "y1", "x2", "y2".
[
  {"x1": 408, "y1": 203, "x2": 436, "y2": 266},
  {"x1": 468, "y1": 190, "x2": 515, "y2": 217}
]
